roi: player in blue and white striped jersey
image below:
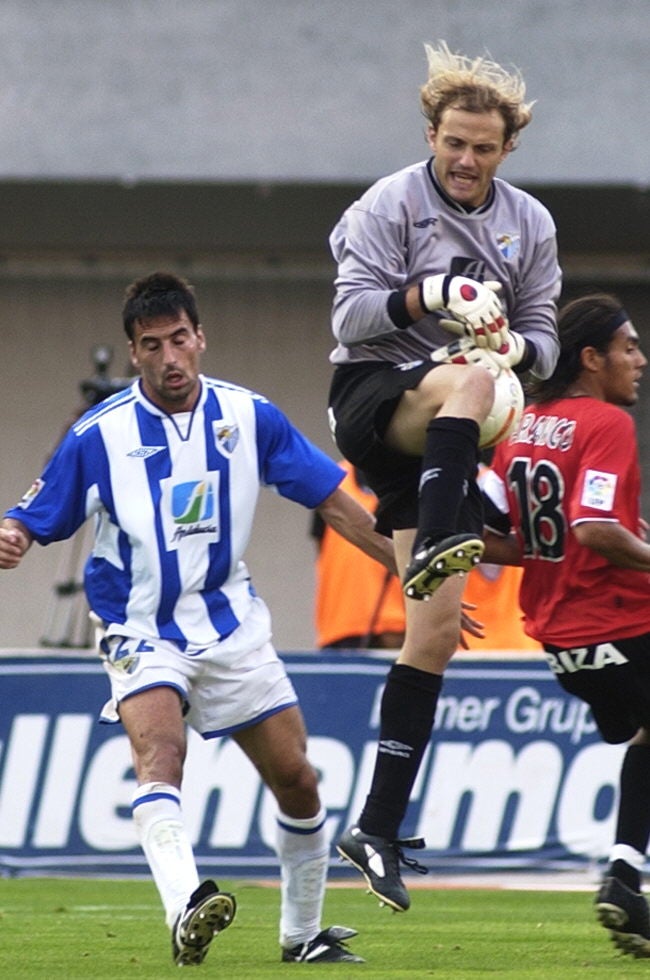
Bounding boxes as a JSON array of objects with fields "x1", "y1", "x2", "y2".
[
  {"x1": 0, "y1": 271, "x2": 396, "y2": 966},
  {"x1": 330, "y1": 41, "x2": 562, "y2": 913}
]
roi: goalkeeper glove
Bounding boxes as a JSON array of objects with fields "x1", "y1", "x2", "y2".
[
  {"x1": 480, "y1": 329, "x2": 532, "y2": 372},
  {"x1": 419, "y1": 274, "x2": 508, "y2": 351},
  {"x1": 431, "y1": 331, "x2": 531, "y2": 375},
  {"x1": 430, "y1": 336, "x2": 501, "y2": 377}
]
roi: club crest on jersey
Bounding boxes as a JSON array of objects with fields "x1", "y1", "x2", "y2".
[
  {"x1": 17, "y1": 478, "x2": 44, "y2": 509},
  {"x1": 213, "y1": 421, "x2": 239, "y2": 456},
  {"x1": 496, "y1": 232, "x2": 520, "y2": 260}
]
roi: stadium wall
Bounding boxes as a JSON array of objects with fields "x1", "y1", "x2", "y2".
[{"x1": 0, "y1": 0, "x2": 647, "y2": 185}]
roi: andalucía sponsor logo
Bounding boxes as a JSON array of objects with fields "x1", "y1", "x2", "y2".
[
  {"x1": 159, "y1": 475, "x2": 220, "y2": 547},
  {"x1": 171, "y1": 480, "x2": 217, "y2": 541},
  {"x1": 173, "y1": 481, "x2": 215, "y2": 524}
]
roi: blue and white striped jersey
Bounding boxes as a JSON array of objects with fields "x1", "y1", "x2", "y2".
[{"x1": 6, "y1": 376, "x2": 344, "y2": 648}]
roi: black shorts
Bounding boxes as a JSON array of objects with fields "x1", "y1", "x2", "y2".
[
  {"x1": 544, "y1": 633, "x2": 650, "y2": 743},
  {"x1": 328, "y1": 361, "x2": 483, "y2": 536}
]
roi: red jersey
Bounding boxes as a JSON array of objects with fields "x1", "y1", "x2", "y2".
[{"x1": 492, "y1": 396, "x2": 650, "y2": 647}]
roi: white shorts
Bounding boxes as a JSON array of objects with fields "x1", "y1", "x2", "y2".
[{"x1": 98, "y1": 597, "x2": 298, "y2": 738}]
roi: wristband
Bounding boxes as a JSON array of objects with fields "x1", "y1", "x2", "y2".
[
  {"x1": 512, "y1": 339, "x2": 536, "y2": 374},
  {"x1": 387, "y1": 290, "x2": 416, "y2": 330}
]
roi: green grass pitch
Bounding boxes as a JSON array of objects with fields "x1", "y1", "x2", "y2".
[{"x1": 0, "y1": 877, "x2": 646, "y2": 978}]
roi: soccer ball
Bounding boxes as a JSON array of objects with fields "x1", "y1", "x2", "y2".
[{"x1": 479, "y1": 366, "x2": 524, "y2": 449}]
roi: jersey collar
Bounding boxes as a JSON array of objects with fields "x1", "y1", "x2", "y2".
[{"x1": 427, "y1": 157, "x2": 496, "y2": 214}]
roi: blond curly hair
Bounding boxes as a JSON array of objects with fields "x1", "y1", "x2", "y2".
[{"x1": 420, "y1": 40, "x2": 534, "y2": 147}]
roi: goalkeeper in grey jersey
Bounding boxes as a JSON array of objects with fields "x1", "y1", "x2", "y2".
[{"x1": 330, "y1": 40, "x2": 561, "y2": 912}]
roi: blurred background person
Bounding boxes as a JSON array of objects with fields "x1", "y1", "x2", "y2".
[
  {"x1": 460, "y1": 457, "x2": 541, "y2": 653},
  {"x1": 312, "y1": 461, "x2": 405, "y2": 650},
  {"x1": 312, "y1": 461, "x2": 522, "y2": 654},
  {"x1": 458, "y1": 561, "x2": 541, "y2": 653}
]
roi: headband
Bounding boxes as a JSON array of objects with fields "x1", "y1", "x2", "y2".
[{"x1": 588, "y1": 307, "x2": 630, "y2": 348}]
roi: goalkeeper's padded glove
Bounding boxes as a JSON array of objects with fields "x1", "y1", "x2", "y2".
[
  {"x1": 434, "y1": 326, "x2": 532, "y2": 374},
  {"x1": 478, "y1": 328, "x2": 533, "y2": 373},
  {"x1": 419, "y1": 274, "x2": 508, "y2": 351},
  {"x1": 492, "y1": 329, "x2": 528, "y2": 369},
  {"x1": 430, "y1": 336, "x2": 501, "y2": 378}
]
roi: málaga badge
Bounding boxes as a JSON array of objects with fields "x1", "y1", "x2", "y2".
[{"x1": 213, "y1": 421, "x2": 240, "y2": 456}]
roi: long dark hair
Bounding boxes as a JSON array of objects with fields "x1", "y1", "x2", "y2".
[{"x1": 529, "y1": 293, "x2": 627, "y2": 404}]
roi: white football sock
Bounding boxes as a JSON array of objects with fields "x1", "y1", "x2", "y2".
[
  {"x1": 275, "y1": 807, "x2": 328, "y2": 948},
  {"x1": 609, "y1": 843, "x2": 646, "y2": 871},
  {"x1": 132, "y1": 781, "x2": 200, "y2": 929}
]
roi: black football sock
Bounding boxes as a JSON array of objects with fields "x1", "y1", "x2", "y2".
[
  {"x1": 609, "y1": 859, "x2": 640, "y2": 892},
  {"x1": 609, "y1": 743, "x2": 650, "y2": 890},
  {"x1": 413, "y1": 417, "x2": 480, "y2": 554},
  {"x1": 358, "y1": 664, "x2": 442, "y2": 840}
]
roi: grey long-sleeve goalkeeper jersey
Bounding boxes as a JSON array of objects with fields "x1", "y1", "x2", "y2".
[{"x1": 329, "y1": 157, "x2": 561, "y2": 379}]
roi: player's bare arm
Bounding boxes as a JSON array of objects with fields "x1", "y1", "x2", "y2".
[
  {"x1": 0, "y1": 517, "x2": 32, "y2": 568},
  {"x1": 316, "y1": 487, "x2": 397, "y2": 576},
  {"x1": 574, "y1": 520, "x2": 650, "y2": 571},
  {"x1": 481, "y1": 531, "x2": 523, "y2": 566}
]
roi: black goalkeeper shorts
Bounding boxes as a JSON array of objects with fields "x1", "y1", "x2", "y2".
[{"x1": 328, "y1": 360, "x2": 482, "y2": 537}]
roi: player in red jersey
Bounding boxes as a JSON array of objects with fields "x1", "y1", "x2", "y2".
[{"x1": 487, "y1": 293, "x2": 650, "y2": 958}]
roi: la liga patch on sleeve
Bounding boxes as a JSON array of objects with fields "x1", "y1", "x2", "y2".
[
  {"x1": 18, "y1": 477, "x2": 45, "y2": 509},
  {"x1": 580, "y1": 469, "x2": 617, "y2": 511}
]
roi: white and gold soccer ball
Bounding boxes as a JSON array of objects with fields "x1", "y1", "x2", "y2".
[{"x1": 479, "y1": 366, "x2": 524, "y2": 449}]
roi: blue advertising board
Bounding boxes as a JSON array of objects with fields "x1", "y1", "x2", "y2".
[{"x1": 0, "y1": 650, "x2": 622, "y2": 878}]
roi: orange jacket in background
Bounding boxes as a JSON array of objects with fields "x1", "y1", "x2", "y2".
[
  {"x1": 459, "y1": 462, "x2": 541, "y2": 652},
  {"x1": 313, "y1": 462, "x2": 405, "y2": 649},
  {"x1": 460, "y1": 562, "x2": 542, "y2": 652}
]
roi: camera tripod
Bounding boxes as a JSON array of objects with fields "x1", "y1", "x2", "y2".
[
  {"x1": 40, "y1": 522, "x2": 94, "y2": 648},
  {"x1": 40, "y1": 345, "x2": 131, "y2": 649}
]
